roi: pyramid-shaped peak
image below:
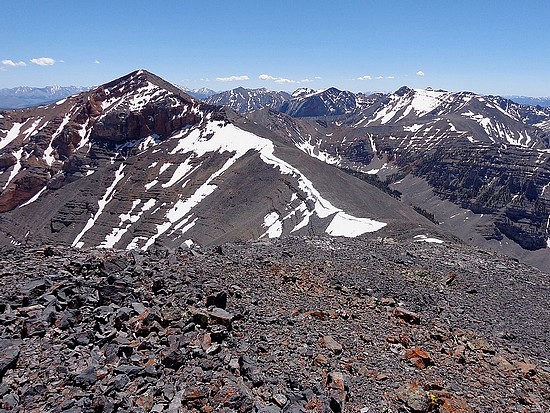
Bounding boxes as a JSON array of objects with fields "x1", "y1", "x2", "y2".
[
  {"x1": 394, "y1": 86, "x2": 413, "y2": 96},
  {"x1": 98, "y1": 69, "x2": 192, "y2": 100}
]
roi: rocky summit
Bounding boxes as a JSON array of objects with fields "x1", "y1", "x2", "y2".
[{"x1": 0, "y1": 236, "x2": 548, "y2": 412}]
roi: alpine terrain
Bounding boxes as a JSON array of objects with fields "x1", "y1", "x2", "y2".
[
  {"x1": 0, "y1": 70, "x2": 549, "y2": 413},
  {"x1": 239, "y1": 86, "x2": 550, "y2": 271},
  {"x1": 0, "y1": 70, "x2": 438, "y2": 251}
]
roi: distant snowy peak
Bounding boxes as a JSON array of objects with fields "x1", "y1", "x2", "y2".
[
  {"x1": 291, "y1": 88, "x2": 316, "y2": 98},
  {"x1": 354, "y1": 86, "x2": 549, "y2": 148},
  {"x1": 178, "y1": 86, "x2": 218, "y2": 100},
  {"x1": 0, "y1": 85, "x2": 90, "y2": 109},
  {"x1": 505, "y1": 96, "x2": 550, "y2": 107},
  {"x1": 0, "y1": 69, "x2": 209, "y2": 211},
  {"x1": 204, "y1": 87, "x2": 291, "y2": 113},
  {"x1": 281, "y1": 87, "x2": 362, "y2": 117},
  {"x1": 368, "y1": 87, "x2": 463, "y2": 125}
]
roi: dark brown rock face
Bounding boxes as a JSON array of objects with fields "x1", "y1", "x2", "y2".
[
  {"x1": 0, "y1": 154, "x2": 17, "y2": 170},
  {"x1": 89, "y1": 103, "x2": 201, "y2": 143},
  {"x1": 0, "y1": 70, "x2": 207, "y2": 213}
]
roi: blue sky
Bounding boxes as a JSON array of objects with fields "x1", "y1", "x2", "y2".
[{"x1": 2, "y1": 0, "x2": 549, "y2": 96}]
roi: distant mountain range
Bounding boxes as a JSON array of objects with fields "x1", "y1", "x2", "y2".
[
  {"x1": 204, "y1": 87, "x2": 290, "y2": 113},
  {"x1": 505, "y1": 95, "x2": 550, "y2": 107},
  {"x1": 2, "y1": 83, "x2": 549, "y2": 110},
  {"x1": 1, "y1": 71, "x2": 550, "y2": 271},
  {"x1": 0, "y1": 85, "x2": 89, "y2": 109},
  {"x1": 178, "y1": 86, "x2": 218, "y2": 100}
]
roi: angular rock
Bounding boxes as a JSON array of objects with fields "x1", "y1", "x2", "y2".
[
  {"x1": 206, "y1": 291, "x2": 228, "y2": 309},
  {"x1": 74, "y1": 367, "x2": 97, "y2": 387},
  {"x1": 396, "y1": 381, "x2": 428, "y2": 412},
  {"x1": 208, "y1": 307, "x2": 233, "y2": 329},
  {"x1": 404, "y1": 347, "x2": 433, "y2": 370},
  {"x1": 393, "y1": 307, "x2": 421, "y2": 324},
  {"x1": 0, "y1": 343, "x2": 20, "y2": 381},
  {"x1": 321, "y1": 335, "x2": 343, "y2": 354}
]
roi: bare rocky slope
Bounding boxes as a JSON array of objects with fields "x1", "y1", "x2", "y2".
[{"x1": 0, "y1": 235, "x2": 548, "y2": 412}]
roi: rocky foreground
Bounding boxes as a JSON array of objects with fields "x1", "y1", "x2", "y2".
[{"x1": 0, "y1": 236, "x2": 548, "y2": 412}]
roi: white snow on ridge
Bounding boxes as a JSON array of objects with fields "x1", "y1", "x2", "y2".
[
  {"x1": 101, "y1": 82, "x2": 170, "y2": 116},
  {"x1": 261, "y1": 212, "x2": 283, "y2": 238},
  {"x1": 72, "y1": 164, "x2": 126, "y2": 248},
  {"x1": 137, "y1": 122, "x2": 387, "y2": 249},
  {"x1": 369, "y1": 88, "x2": 447, "y2": 126},
  {"x1": 127, "y1": 122, "x2": 386, "y2": 250},
  {"x1": 0, "y1": 122, "x2": 24, "y2": 150}
]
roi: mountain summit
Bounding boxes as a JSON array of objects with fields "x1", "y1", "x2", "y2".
[{"x1": 0, "y1": 70, "x2": 438, "y2": 250}]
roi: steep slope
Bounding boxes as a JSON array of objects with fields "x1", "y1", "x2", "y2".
[
  {"x1": 204, "y1": 88, "x2": 290, "y2": 113},
  {"x1": 0, "y1": 70, "x2": 439, "y2": 250}
]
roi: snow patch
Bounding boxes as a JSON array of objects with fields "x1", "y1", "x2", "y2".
[
  {"x1": 0, "y1": 123, "x2": 24, "y2": 150},
  {"x1": 2, "y1": 148, "x2": 23, "y2": 190},
  {"x1": 295, "y1": 139, "x2": 340, "y2": 165},
  {"x1": 159, "y1": 163, "x2": 173, "y2": 175},
  {"x1": 19, "y1": 186, "x2": 47, "y2": 207},
  {"x1": 161, "y1": 158, "x2": 200, "y2": 188},
  {"x1": 325, "y1": 212, "x2": 387, "y2": 237},
  {"x1": 414, "y1": 234, "x2": 444, "y2": 244},
  {"x1": 144, "y1": 180, "x2": 158, "y2": 190},
  {"x1": 403, "y1": 124, "x2": 423, "y2": 133},
  {"x1": 99, "y1": 198, "x2": 157, "y2": 248},
  {"x1": 261, "y1": 212, "x2": 283, "y2": 238},
  {"x1": 410, "y1": 89, "x2": 445, "y2": 115}
]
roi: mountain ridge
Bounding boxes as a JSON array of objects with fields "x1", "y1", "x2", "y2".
[
  {"x1": 2, "y1": 70, "x2": 550, "y2": 270},
  {"x1": 0, "y1": 69, "x2": 439, "y2": 252}
]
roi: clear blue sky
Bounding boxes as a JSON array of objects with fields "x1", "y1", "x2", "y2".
[{"x1": 2, "y1": 0, "x2": 549, "y2": 96}]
